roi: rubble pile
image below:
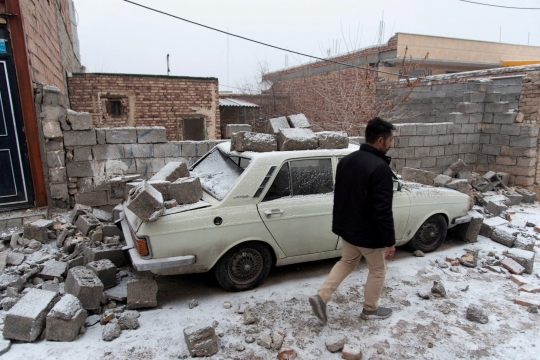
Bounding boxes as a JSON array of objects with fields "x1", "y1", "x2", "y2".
[
  {"x1": 233, "y1": 114, "x2": 349, "y2": 152},
  {"x1": 0, "y1": 205, "x2": 159, "y2": 353}
]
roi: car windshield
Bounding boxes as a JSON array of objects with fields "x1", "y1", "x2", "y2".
[{"x1": 191, "y1": 148, "x2": 250, "y2": 200}]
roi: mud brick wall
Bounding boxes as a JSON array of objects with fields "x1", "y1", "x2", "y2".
[
  {"x1": 19, "y1": 0, "x2": 81, "y2": 93},
  {"x1": 67, "y1": 73, "x2": 220, "y2": 141}
]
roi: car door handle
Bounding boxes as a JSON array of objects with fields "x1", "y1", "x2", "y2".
[{"x1": 264, "y1": 209, "x2": 283, "y2": 217}]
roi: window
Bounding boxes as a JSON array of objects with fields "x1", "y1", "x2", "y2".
[
  {"x1": 263, "y1": 158, "x2": 333, "y2": 201},
  {"x1": 108, "y1": 100, "x2": 122, "y2": 115},
  {"x1": 183, "y1": 117, "x2": 206, "y2": 141}
]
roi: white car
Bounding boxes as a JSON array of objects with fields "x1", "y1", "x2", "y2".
[{"x1": 120, "y1": 142, "x2": 470, "y2": 291}]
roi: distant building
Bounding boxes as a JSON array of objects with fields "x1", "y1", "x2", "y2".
[{"x1": 219, "y1": 98, "x2": 259, "y2": 138}]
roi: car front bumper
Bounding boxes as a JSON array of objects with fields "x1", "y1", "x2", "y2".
[{"x1": 120, "y1": 212, "x2": 196, "y2": 271}]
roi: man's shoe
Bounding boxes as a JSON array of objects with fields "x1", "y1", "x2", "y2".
[
  {"x1": 309, "y1": 295, "x2": 327, "y2": 324},
  {"x1": 360, "y1": 307, "x2": 392, "y2": 320}
]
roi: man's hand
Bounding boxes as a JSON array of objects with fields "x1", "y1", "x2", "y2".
[{"x1": 384, "y1": 246, "x2": 395, "y2": 260}]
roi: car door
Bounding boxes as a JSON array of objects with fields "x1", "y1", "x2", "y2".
[{"x1": 257, "y1": 158, "x2": 338, "y2": 257}]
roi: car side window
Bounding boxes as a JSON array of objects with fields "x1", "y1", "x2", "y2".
[
  {"x1": 262, "y1": 163, "x2": 291, "y2": 201},
  {"x1": 290, "y1": 158, "x2": 333, "y2": 196}
]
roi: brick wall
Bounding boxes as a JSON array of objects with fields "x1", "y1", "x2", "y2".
[
  {"x1": 20, "y1": 0, "x2": 81, "y2": 93},
  {"x1": 67, "y1": 73, "x2": 220, "y2": 141}
]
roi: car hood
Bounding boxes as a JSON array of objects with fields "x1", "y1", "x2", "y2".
[{"x1": 402, "y1": 181, "x2": 470, "y2": 202}]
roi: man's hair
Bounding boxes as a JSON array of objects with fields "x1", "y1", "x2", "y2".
[{"x1": 365, "y1": 117, "x2": 396, "y2": 144}]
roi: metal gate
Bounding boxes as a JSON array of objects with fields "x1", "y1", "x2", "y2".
[{"x1": 0, "y1": 25, "x2": 34, "y2": 210}]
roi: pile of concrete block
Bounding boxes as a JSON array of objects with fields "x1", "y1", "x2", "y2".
[{"x1": 231, "y1": 114, "x2": 349, "y2": 152}]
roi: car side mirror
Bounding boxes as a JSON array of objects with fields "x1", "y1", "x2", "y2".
[{"x1": 393, "y1": 179, "x2": 402, "y2": 192}]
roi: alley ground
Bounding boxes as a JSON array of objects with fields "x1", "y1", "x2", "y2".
[{"x1": 4, "y1": 203, "x2": 540, "y2": 360}]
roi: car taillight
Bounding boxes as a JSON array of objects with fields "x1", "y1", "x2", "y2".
[{"x1": 130, "y1": 227, "x2": 150, "y2": 257}]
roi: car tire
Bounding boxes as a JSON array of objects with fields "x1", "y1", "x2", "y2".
[
  {"x1": 408, "y1": 214, "x2": 447, "y2": 253},
  {"x1": 214, "y1": 242, "x2": 273, "y2": 292}
]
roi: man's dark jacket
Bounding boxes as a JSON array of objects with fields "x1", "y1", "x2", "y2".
[{"x1": 332, "y1": 143, "x2": 396, "y2": 248}]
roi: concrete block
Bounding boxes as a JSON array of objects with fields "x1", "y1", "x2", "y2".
[
  {"x1": 316, "y1": 131, "x2": 349, "y2": 149},
  {"x1": 515, "y1": 188, "x2": 537, "y2": 203},
  {"x1": 493, "y1": 112, "x2": 517, "y2": 124},
  {"x1": 342, "y1": 344, "x2": 362, "y2": 360},
  {"x1": 443, "y1": 159, "x2": 467, "y2": 177},
  {"x1": 84, "y1": 246, "x2": 127, "y2": 267},
  {"x1": 169, "y1": 177, "x2": 203, "y2": 205},
  {"x1": 433, "y1": 174, "x2": 452, "y2": 187},
  {"x1": 485, "y1": 102, "x2": 509, "y2": 113},
  {"x1": 136, "y1": 126, "x2": 167, "y2": 143},
  {"x1": 502, "y1": 191, "x2": 522, "y2": 205},
  {"x1": 124, "y1": 144, "x2": 153, "y2": 158},
  {"x1": 235, "y1": 131, "x2": 278, "y2": 152},
  {"x1": 96, "y1": 128, "x2": 106, "y2": 144},
  {"x1": 75, "y1": 215, "x2": 101, "y2": 236},
  {"x1": 66, "y1": 161, "x2": 104, "y2": 178},
  {"x1": 150, "y1": 161, "x2": 189, "y2": 182},
  {"x1": 42, "y1": 85, "x2": 64, "y2": 105},
  {"x1": 457, "y1": 102, "x2": 481, "y2": 113},
  {"x1": 127, "y1": 277, "x2": 158, "y2": 309},
  {"x1": 64, "y1": 267, "x2": 104, "y2": 310},
  {"x1": 74, "y1": 191, "x2": 109, "y2": 207},
  {"x1": 73, "y1": 147, "x2": 93, "y2": 162},
  {"x1": 287, "y1": 114, "x2": 310, "y2": 128},
  {"x1": 23, "y1": 219, "x2": 53, "y2": 242},
  {"x1": 277, "y1": 128, "x2": 317, "y2": 151},
  {"x1": 454, "y1": 210, "x2": 484, "y2": 243},
  {"x1": 502, "y1": 258, "x2": 525, "y2": 275},
  {"x1": 105, "y1": 159, "x2": 138, "y2": 175},
  {"x1": 183, "y1": 324, "x2": 218, "y2": 357},
  {"x1": 490, "y1": 225, "x2": 518, "y2": 247},
  {"x1": 504, "y1": 248, "x2": 535, "y2": 274},
  {"x1": 46, "y1": 139, "x2": 64, "y2": 151},
  {"x1": 86, "y1": 259, "x2": 116, "y2": 289},
  {"x1": 226, "y1": 124, "x2": 251, "y2": 139},
  {"x1": 67, "y1": 109, "x2": 93, "y2": 130},
  {"x1": 401, "y1": 167, "x2": 437, "y2": 185},
  {"x1": 423, "y1": 135, "x2": 439, "y2": 147},
  {"x1": 180, "y1": 142, "x2": 196, "y2": 156},
  {"x1": 45, "y1": 294, "x2": 87, "y2": 342},
  {"x1": 514, "y1": 292, "x2": 540, "y2": 307},
  {"x1": 408, "y1": 136, "x2": 424, "y2": 147},
  {"x1": 47, "y1": 151, "x2": 65, "y2": 168},
  {"x1": 40, "y1": 260, "x2": 68, "y2": 280},
  {"x1": 3, "y1": 288, "x2": 57, "y2": 342},
  {"x1": 266, "y1": 116, "x2": 290, "y2": 135},
  {"x1": 445, "y1": 179, "x2": 471, "y2": 194},
  {"x1": 447, "y1": 112, "x2": 469, "y2": 124},
  {"x1": 136, "y1": 158, "x2": 166, "y2": 176},
  {"x1": 106, "y1": 127, "x2": 137, "y2": 144},
  {"x1": 153, "y1": 142, "x2": 182, "y2": 158},
  {"x1": 146, "y1": 180, "x2": 169, "y2": 200},
  {"x1": 41, "y1": 104, "x2": 68, "y2": 125},
  {"x1": 92, "y1": 145, "x2": 125, "y2": 160},
  {"x1": 514, "y1": 235, "x2": 535, "y2": 251},
  {"x1": 479, "y1": 217, "x2": 508, "y2": 237},
  {"x1": 43, "y1": 121, "x2": 63, "y2": 139},
  {"x1": 64, "y1": 130, "x2": 97, "y2": 146},
  {"x1": 463, "y1": 91, "x2": 485, "y2": 103},
  {"x1": 484, "y1": 92, "x2": 501, "y2": 103},
  {"x1": 127, "y1": 180, "x2": 164, "y2": 222},
  {"x1": 486, "y1": 201, "x2": 508, "y2": 216}
]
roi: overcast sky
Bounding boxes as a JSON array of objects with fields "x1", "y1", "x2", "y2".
[{"x1": 73, "y1": 0, "x2": 540, "y2": 92}]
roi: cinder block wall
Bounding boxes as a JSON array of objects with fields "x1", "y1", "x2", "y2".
[{"x1": 67, "y1": 73, "x2": 220, "y2": 141}]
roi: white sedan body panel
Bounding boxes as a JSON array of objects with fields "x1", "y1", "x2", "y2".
[{"x1": 123, "y1": 143, "x2": 470, "y2": 276}]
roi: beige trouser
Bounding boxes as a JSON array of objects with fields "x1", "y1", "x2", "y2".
[{"x1": 317, "y1": 239, "x2": 387, "y2": 311}]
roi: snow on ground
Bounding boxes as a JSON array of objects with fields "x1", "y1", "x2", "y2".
[{"x1": 3, "y1": 203, "x2": 540, "y2": 360}]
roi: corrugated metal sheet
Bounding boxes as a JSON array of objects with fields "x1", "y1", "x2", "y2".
[{"x1": 219, "y1": 98, "x2": 259, "y2": 107}]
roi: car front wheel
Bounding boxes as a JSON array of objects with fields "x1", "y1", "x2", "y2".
[
  {"x1": 214, "y1": 242, "x2": 273, "y2": 292},
  {"x1": 408, "y1": 214, "x2": 447, "y2": 253}
]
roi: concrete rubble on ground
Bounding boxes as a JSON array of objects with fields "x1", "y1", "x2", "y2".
[{"x1": 0, "y1": 204, "x2": 159, "y2": 354}]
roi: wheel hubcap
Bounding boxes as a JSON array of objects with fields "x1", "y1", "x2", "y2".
[
  {"x1": 418, "y1": 222, "x2": 441, "y2": 248},
  {"x1": 228, "y1": 249, "x2": 263, "y2": 285}
]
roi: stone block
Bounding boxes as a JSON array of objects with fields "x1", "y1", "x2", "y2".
[
  {"x1": 226, "y1": 124, "x2": 252, "y2": 138},
  {"x1": 47, "y1": 151, "x2": 65, "y2": 168},
  {"x1": 502, "y1": 257, "x2": 525, "y2": 275},
  {"x1": 150, "y1": 161, "x2": 189, "y2": 182},
  {"x1": 127, "y1": 181, "x2": 164, "y2": 222},
  {"x1": 514, "y1": 235, "x2": 535, "y2": 251},
  {"x1": 136, "y1": 126, "x2": 167, "y2": 143},
  {"x1": 153, "y1": 142, "x2": 182, "y2": 157},
  {"x1": 277, "y1": 128, "x2": 319, "y2": 151},
  {"x1": 41, "y1": 104, "x2": 67, "y2": 124},
  {"x1": 63, "y1": 130, "x2": 97, "y2": 146},
  {"x1": 74, "y1": 191, "x2": 109, "y2": 207},
  {"x1": 45, "y1": 294, "x2": 87, "y2": 342},
  {"x1": 84, "y1": 246, "x2": 127, "y2": 267},
  {"x1": 234, "y1": 131, "x2": 278, "y2": 152},
  {"x1": 40, "y1": 260, "x2": 68, "y2": 280},
  {"x1": 43, "y1": 121, "x2": 63, "y2": 139},
  {"x1": 180, "y1": 142, "x2": 196, "y2": 156},
  {"x1": 75, "y1": 215, "x2": 101, "y2": 236},
  {"x1": 485, "y1": 102, "x2": 509, "y2": 113},
  {"x1": 92, "y1": 145, "x2": 125, "y2": 160},
  {"x1": 479, "y1": 217, "x2": 508, "y2": 238},
  {"x1": 463, "y1": 91, "x2": 485, "y2": 103},
  {"x1": 23, "y1": 219, "x2": 53, "y2": 242},
  {"x1": 515, "y1": 187, "x2": 536, "y2": 203},
  {"x1": 401, "y1": 167, "x2": 437, "y2": 185},
  {"x1": 442, "y1": 159, "x2": 467, "y2": 177},
  {"x1": 66, "y1": 161, "x2": 104, "y2": 178},
  {"x1": 3, "y1": 288, "x2": 57, "y2": 342},
  {"x1": 316, "y1": 131, "x2": 349, "y2": 149},
  {"x1": 486, "y1": 201, "x2": 508, "y2": 216},
  {"x1": 64, "y1": 267, "x2": 104, "y2": 310},
  {"x1": 67, "y1": 109, "x2": 93, "y2": 130},
  {"x1": 86, "y1": 259, "x2": 117, "y2": 289},
  {"x1": 457, "y1": 102, "x2": 481, "y2": 113},
  {"x1": 96, "y1": 128, "x2": 106, "y2": 144},
  {"x1": 493, "y1": 112, "x2": 517, "y2": 124},
  {"x1": 287, "y1": 114, "x2": 310, "y2": 128},
  {"x1": 453, "y1": 210, "x2": 484, "y2": 243},
  {"x1": 502, "y1": 191, "x2": 522, "y2": 206},
  {"x1": 105, "y1": 159, "x2": 138, "y2": 176},
  {"x1": 445, "y1": 179, "x2": 471, "y2": 194},
  {"x1": 93, "y1": 209, "x2": 113, "y2": 222},
  {"x1": 447, "y1": 112, "x2": 469, "y2": 124},
  {"x1": 183, "y1": 324, "x2": 218, "y2": 357},
  {"x1": 106, "y1": 127, "x2": 137, "y2": 144},
  {"x1": 102, "y1": 223, "x2": 123, "y2": 238},
  {"x1": 169, "y1": 177, "x2": 202, "y2": 205},
  {"x1": 124, "y1": 144, "x2": 153, "y2": 158},
  {"x1": 147, "y1": 180, "x2": 171, "y2": 200},
  {"x1": 491, "y1": 226, "x2": 518, "y2": 247},
  {"x1": 73, "y1": 147, "x2": 93, "y2": 162},
  {"x1": 127, "y1": 277, "x2": 158, "y2": 309},
  {"x1": 504, "y1": 248, "x2": 535, "y2": 274},
  {"x1": 42, "y1": 85, "x2": 64, "y2": 105},
  {"x1": 485, "y1": 92, "x2": 501, "y2": 103},
  {"x1": 267, "y1": 116, "x2": 290, "y2": 134}
]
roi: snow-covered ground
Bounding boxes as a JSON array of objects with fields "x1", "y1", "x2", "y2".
[{"x1": 4, "y1": 203, "x2": 540, "y2": 360}]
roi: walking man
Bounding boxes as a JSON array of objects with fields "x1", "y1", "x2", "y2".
[{"x1": 309, "y1": 117, "x2": 396, "y2": 324}]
